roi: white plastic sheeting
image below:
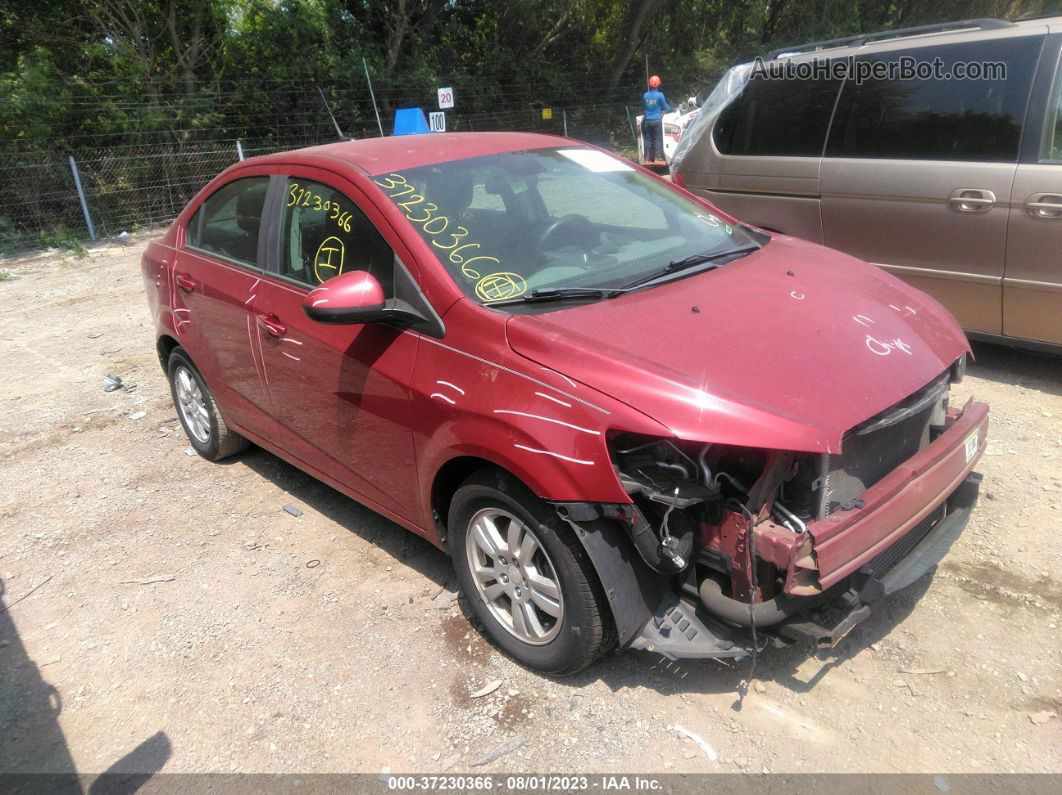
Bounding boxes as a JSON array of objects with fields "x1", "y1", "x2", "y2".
[{"x1": 669, "y1": 62, "x2": 755, "y2": 176}]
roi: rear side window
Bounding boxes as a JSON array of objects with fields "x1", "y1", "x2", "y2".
[
  {"x1": 279, "y1": 178, "x2": 395, "y2": 292},
  {"x1": 826, "y1": 37, "x2": 1042, "y2": 162},
  {"x1": 714, "y1": 72, "x2": 840, "y2": 157},
  {"x1": 1045, "y1": 53, "x2": 1062, "y2": 162},
  {"x1": 187, "y1": 177, "x2": 269, "y2": 266}
]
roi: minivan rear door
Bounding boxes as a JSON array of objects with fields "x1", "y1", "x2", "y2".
[
  {"x1": 689, "y1": 67, "x2": 840, "y2": 243},
  {"x1": 1003, "y1": 35, "x2": 1062, "y2": 345},
  {"x1": 820, "y1": 32, "x2": 1045, "y2": 336}
]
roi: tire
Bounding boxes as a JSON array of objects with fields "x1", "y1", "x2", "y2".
[
  {"x1": 167, "y1": 347, "x2": 249, "y2": 461},
  {"x1": 448, "y1": 469, "x2": 614, "y2": 675}
]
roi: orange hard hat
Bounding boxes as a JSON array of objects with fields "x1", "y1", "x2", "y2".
[{"x1": 648, "y1": 75, "x2": 661, "y2": 88}]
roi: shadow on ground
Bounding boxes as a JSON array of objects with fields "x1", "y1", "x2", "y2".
[
  {"x1": 237, "y1": 448, "x2": 452, "y2": 589},
  {"x1": 968, "y1": 341, "x2": 1062, "y2": 397},
  {"x1": 572, "y1": 575, "x2": 934, "y2": 702},
  {"x1": 0, "y1": 576, "x2": 172, "y2": 792}
]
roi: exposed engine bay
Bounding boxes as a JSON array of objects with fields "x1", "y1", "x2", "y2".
[
  {"x1": 608, "y1": 431, "x2": 797, "y2": 626},
  {"x1": 599, "y1": 368, "x2": 970, "y2": 653}
]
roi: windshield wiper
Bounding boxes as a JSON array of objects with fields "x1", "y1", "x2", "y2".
[
  {"x1": 487, "y1": 286, "x2": 628, "y2": 307},
  {"x1": 620, "y1": 244, "x2": 761, "y2": 291}
]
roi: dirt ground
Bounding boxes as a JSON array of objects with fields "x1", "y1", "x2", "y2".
[{"x1": 1, "y1": 236, "x2": 1059, "y2": 777}]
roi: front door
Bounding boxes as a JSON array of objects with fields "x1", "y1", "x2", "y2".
[
  {"x1": 1004, "y1": 41, "x2": 1062, "y2": 345},
  {"x1": 820, "y1": 34, "x2": 1043, "y2": 335},
  {"x1": 252, "y1": 173, "x2": 420, "y2": 515}
]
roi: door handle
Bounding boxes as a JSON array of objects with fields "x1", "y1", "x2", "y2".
[
  {"x1": 947, "y1": 189, "x2": 996, "y2": 213},
  {"x1": 257, "y1": 314, "x2": 287, "y2": 338},
  {"x1": 175, "y1": 273, "x2": 197, "y2": 292},
  {"x1": 1025, "y1": 193, "x2": 1062, "y2": 219}
]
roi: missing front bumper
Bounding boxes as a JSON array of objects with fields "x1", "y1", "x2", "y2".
[
  {"x1": 774, "y1": 471, "x2": 981, "y2": 648},
  {"x1": 627, "y1": 471, "x2": 981, "y2": 660}
]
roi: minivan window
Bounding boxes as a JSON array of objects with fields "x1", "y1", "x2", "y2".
[
  {"x1": 714, "y1": 71, "x2": 840, "y2": 157},
  {"x1": 1046, "y1": 56, "x2": 1062, "y2": 162},
  {"x1": 279, "y1": 178, "x2": 395, "y2": 292},
  {"x1": 826, "y1": 37, "x2": 1042, "y2": 162},
  {"x1": 187, "y1": 177, "x2": 269, "y2": 267}
]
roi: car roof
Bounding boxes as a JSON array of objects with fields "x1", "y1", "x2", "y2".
[
  {"x1": 766, "y1": 15, "x2": 1060, "y2": 62},
  {"x1": 246, "y1": 131, "x2": 575, "y2": 174}
]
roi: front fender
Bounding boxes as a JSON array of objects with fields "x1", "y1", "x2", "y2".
[
  {"x1": 416, "y1": 409, "x2": 631, "y2": 538},
  {"x1": 409, "y1": 322, "x2": 669, "y2": 532}
]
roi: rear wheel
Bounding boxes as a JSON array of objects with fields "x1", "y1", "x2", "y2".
[
  {"x1": 167, "y1": 347, "x2": 248, "y2": 461},
  {"x1": 448, "y1": 469, "x2": 614, "y2": 675}
]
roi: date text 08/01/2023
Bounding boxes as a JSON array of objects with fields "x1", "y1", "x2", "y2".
[{"x1": 386, "y1": 774, "x2": 666, "y2": 791}]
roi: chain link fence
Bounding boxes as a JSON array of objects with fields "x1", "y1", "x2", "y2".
[
  {"x1": 0, "y1": 136, "x2": 322, "y2": 251},
  {"x1": 0, "y1": 99, "x2": 640, "y2": 253}
]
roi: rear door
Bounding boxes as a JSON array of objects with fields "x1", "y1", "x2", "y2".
[
  {"x1": 820, "y1": 32, "x2": 1044, "y2": 335},
  {"x1": 173, "y1": 175, "x2": 275, "y2": 433},
  {"x1": 251, "y1": 171, "x2": 421, "y2": 516},
  {"x1": 1004, "y1": 35, "x2": 1062, "y2": 345}
]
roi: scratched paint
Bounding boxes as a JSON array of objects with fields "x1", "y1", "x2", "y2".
[
  {"x1": 535, "y1": 391, "x2": 572, "y2": 408},
  {"x1": 435, "y1": 380, "x2": 465, "y2": 395},
  {"x1": 492, "y1": 409, "x2": 600, "y2": 435},
  {"x1": 513, "y1": 444, "x2": 593, "y2": 466}
]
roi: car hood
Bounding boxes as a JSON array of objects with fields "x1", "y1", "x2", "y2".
[{"x1": 505, "y1": 236, "x2": 968, "y2": 453}]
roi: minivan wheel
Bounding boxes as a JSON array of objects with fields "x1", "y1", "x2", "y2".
[
  {"x1": 167, "y1": 348, "x2": 248, "y2": 461},
  {"x1": 448, "y1": 469, "x2": 614, "y2": 675}
]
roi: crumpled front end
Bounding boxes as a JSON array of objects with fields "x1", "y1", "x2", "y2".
[{"x1": 563, "y1": 362, "x2": 987, "y2": 661}]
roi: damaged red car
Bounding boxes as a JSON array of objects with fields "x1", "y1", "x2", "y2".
[{"x1": 141, "y1": 133, "x2": 988, "y2": 674}]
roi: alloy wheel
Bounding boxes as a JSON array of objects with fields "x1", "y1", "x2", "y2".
[
  {"x1": 464, "y1": 508, "x2": 564, "y2": 645},
  {"x1": 174, "y1": 365, "x2": 210, "y2": 444}
]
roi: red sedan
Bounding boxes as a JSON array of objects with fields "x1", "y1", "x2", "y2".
[{"x1": 141, "y1": 132, "x2": 987, "y2": 673}]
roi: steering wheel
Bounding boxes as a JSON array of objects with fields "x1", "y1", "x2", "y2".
[{"x1": 537, "y1": 214, "x2": 596, "y2": 251}]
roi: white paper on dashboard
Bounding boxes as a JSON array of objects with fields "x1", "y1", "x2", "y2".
[{"x1": 557, "y1": 149, "x2": 634, "y2": 172}]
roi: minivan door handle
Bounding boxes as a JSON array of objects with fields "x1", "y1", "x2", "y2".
[
  {"x1": 175, "y1": 273, "x2": 197, "y2": 292},
  {"x1": 257, "y1": 314, "x2": 287, "y2": 338},
  {"x1": 1025, "y1": 193, "x2": 1062, "y2": 219},
  {"x1": 947, "y1": 189, "x2": 996, "y2": 213}
]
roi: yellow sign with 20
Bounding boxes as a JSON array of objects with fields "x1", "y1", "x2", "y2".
[
  {"x1": 374, "y1": 172, "x2": 527, "y2": 302},
  {"x1": 288, "y1": 182, "x2": 355, "y2": 233}
]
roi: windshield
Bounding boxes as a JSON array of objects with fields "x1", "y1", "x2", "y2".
[{"x1": 372, "y1": 147, "x2": 757, "y2": 306}]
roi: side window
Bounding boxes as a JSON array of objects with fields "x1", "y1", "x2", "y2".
[
  {"x1": 827, "y1": 37, "x2": 1042, "y2": 162},
  {"x1": 714, "y1": 72, "x2": 840, "y2": 156},
  {"x1": 280, "y1": 179, "x2": 395, "y2": 292},
  {"x1": 187, "y1": 177, "x2": 268, "y2": 267}
]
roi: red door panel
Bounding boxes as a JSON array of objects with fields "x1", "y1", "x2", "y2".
[
  {"x1": 252, "y1": 277, "x2": 420, "y2": 516},
  {"x1": 170, "y1": 250, "x2": 273, "y2": 432}
]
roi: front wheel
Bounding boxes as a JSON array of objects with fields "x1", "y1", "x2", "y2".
[{"x1": 448, "y1": 470, "x2": 614, "y2": 675}]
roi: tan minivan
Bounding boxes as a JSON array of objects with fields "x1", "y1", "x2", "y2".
[{"x1": 672, "y1": 17, "x2": 1062, "y2": 350}]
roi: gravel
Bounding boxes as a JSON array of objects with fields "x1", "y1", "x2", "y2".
[{"x1": 0, "y1": 237, "x2": 1059, "y2": 775}]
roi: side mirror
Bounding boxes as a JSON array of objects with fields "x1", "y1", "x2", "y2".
[{"x1": 302, "y1": 270, "x2": 386, "y2": 324}]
